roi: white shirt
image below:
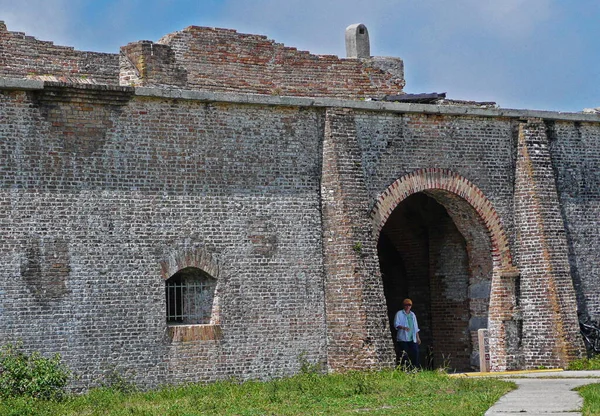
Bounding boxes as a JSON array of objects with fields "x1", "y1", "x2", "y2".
[{"x1": 394, "y1": 309, "x2": 420, "y2": 343}]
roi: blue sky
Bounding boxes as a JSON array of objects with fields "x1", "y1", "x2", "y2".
[{"x1": 1, "y1": 0, "x2": 598, "y2": 112}]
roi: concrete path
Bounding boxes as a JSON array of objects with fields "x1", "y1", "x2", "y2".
[{"x1": 469, "y1": 370, "x2": 600, "y2": 415}]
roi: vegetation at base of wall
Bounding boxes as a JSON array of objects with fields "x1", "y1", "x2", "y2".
[
  {"x1": 567, "y1": 356, "x2": 600, "y2": 371},
  {"x1": 97, "y1": 366, "x2": 139, "y2": 394},
  {"x1": 0, "y1": 342, "x2": 71, "y2": 401},
  {"x1": 0, "y1": 369, "x2": 515, "y2": 416},
  {"x1": 576, "y1": 383, "x2": 600, "y2": 415}
]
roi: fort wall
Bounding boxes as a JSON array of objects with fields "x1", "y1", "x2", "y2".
[
  {"x1": 0, "y1": 22, "x2": 598, "y2": 388},
  {"x1": 0, "y1": 22, "x2": 118, "y2": 85},
  {"x1": 0, "y1": 86, "x2": 327, "y2": 387},
  {"x1": 121, "y1": 26, "x2": 405, "y2": 98},
  {"x1": 550, "y1": 122, "x2": 600, "y2": 321}
]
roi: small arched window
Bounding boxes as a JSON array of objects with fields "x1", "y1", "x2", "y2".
[{"x1": 165, "y1": 267, "x2": 217, "y2": 325}]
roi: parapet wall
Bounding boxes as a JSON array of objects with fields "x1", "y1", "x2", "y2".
[
  {"x1": 0, "y1": 21, "x2": 405, "y2": 99},
  {"x1": 146, "y1": 26, "x2": 405, "y2": 98},
  {"x1": 0, "y1": 21, "x2": 118, "y2": 85}
]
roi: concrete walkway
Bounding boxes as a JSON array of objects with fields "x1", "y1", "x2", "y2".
[{"x1": 457, "y1": 370, "x2": 600, "y2": 415}]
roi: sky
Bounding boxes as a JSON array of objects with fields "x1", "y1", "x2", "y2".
[{"x1": 1, "y1": 0, "x2": 598, "y2": 112}]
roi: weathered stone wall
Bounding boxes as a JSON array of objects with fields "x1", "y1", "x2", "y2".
[{"x1": 0, "y1": 86, "x2": 327, "y2": 388}]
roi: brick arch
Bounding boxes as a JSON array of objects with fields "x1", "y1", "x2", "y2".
[
  {"x1": 372, "y1": 168, "x2": 520, "y2": 371},
  {"x1": 159, "y1": 246, "x2": 222, "y2": 331},
  {"x1": 372, "y1": 168, "x2": 515, "y2": 272},
  {"x1": 159, "y1": 246, "x2": 219, "y2": 281}
]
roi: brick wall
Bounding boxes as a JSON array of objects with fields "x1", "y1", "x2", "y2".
[
  {"x1": 144, "y1": 26, "x2": 404, "y2": 98},
  {"x1": 429, "y1": 214, "x2": 472, "y2": 370},
  {"x1": 321, "y1": 108, "x2": 392, "y2": 371},
  {"x1": 0, "y1": 22, "x2": 118, "y2": 85},
  {"x1": 359, "y1": 111, "x2": 581, "y2": 370},
  {"x1": 0, "y1": 21, "x2": 597, "y2": 386},
  {"x1": 1, "y1": 21, "x2": 404, "y2": 100},
  {"x1": 513, "y1": 119, "x2": 584, "y2": 367},
  {"x1": 0, "y1": 87, "x2": 327, "y2": 388},
  {"x1": 549, "y1": 121, "x2": 600, "y2": 324},
  {"x1": 378, "y1": 188, "x2": 492, "y2": 371},
  {"x1": 0, "y1": 81, "x2": 595, "y2": 386}
]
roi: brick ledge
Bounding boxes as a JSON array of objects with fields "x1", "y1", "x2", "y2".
[
  {"x1": 1, "y1": 76, "x2": 598, "y2": 123},
  {"x1": 167, "y1": 324, "x2": 222, "y2": 342}
]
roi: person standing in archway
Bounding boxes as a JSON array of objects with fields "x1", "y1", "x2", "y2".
[{"x1": 394, "y1": 298, "x2": 421, "y2": 368}]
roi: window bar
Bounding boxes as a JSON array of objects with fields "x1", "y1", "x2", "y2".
[
  {"x1": 166, "y1": 277, "x2": 212, "y2": 324},
  {"x1": 176, "y1": 282, "x2": 181, "y2": 321},
  {"x1": 166, "y1": 285, "x2": 170, "y2": 322},
  {"x1": 174, "y1": 283, "x2": 178, "y2": 322}
]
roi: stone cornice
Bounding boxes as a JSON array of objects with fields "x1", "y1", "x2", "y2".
[{"x1": 1, "y1": 77, "x2": 599, "y2": 123}]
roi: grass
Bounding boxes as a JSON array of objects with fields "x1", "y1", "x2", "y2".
[
  {"x1": 570, "y1": 356, "x2": 600, "y2": 415},
  {"x1": 0, "y1": 369, "x2": 515, "y2": 416},
  {"x1": 577, "y1": 384, "x2": 600, "y2": 416},
  {"x1": 568, "y1": 356, "x2": 600, "y2": 371}
]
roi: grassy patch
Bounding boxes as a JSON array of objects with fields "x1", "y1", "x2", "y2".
[
  {"x1": 576, "y1": 383, "x2": 600, "y2": 416},
  {"x1": 568, "y1": 356, "x2": 600, "y2": 371},
  {"x1": 0, "y1": 369, "x2": 514, "y2": 416}
]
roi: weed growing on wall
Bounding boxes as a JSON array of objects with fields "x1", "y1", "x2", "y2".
[{"x1": 98, "y1": 366, "x2": 139, "y2": 394}]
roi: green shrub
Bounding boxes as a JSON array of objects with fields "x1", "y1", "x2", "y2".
[{"x1": 0, "y1": 341, "x2": 71, "y2": 401}]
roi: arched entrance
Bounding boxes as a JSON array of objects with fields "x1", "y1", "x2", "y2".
[{"x1": 372, "y1": 169, "x2": 519, "y2": 372}]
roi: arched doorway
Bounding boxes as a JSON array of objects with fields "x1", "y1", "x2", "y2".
[
  {"x1": 372, "y1": 168, "x2": 519, "y2": 372},
  {"x1": 378, "y1": 192, "x2": 490, "y2": 371}
]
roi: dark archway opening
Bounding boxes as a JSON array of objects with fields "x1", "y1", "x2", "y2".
[{"x1": 378, "y1": 192, "x2": 478, "y2": 372}]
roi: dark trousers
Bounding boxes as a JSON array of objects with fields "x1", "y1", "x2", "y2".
[{"x1": 396, "y1": 341, "x2": 420, "y2": 368}]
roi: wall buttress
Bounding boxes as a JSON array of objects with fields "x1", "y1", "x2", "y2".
[
  {"x1": 514, "y1": 119, "x2": 584, "y2": 368},
  {"x1": 320, "y1": 107, "x2": 393, "y2": 371}
]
